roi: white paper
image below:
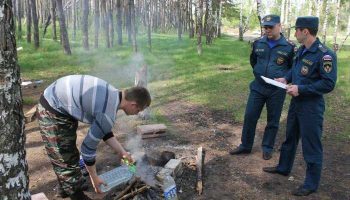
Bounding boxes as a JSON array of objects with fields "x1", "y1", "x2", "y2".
[{"x1": 261, "y1": 76, "x2": 287, "y2": 89}]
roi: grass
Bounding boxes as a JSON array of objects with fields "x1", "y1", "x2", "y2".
[{"x1": 18, "y1": 30, "x2": 350, "y2": 141}]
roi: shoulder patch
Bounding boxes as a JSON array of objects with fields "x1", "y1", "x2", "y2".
[
  {"x1": 287, "y1": 39, "x2": 296, "y2": 47},
  {"x1": 322, "y1": 55, "x2": 333, "y2": 61},
  {"x1": 318, "y1": 44, "x2": 328, "y2": 53}
]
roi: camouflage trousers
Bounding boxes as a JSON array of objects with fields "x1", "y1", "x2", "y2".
[{"x1": 37, "y1": 102, "x2": 85, "y2": 195}]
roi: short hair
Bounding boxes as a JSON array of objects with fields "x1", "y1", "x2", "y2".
[
  {"x1": 299, "y1": 27, "x2": 318, "y2": 36},
  {"x1": 124, "y1": 86, "x2": 151, "y2": 109}
]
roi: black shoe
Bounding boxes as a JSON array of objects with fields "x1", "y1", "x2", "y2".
[
  {"x1": 262, "y1": 166, "x2": 289, "y2": 176},
  {"x1": 263, "y1": 152, "x2": 272, "y2": 160},
  {"x1": 292, "y1": 186, "x2": 315, "y2": 196},
  {"x1": 69, "y1": 190, "x2": 92, "y2": 200},
  {"x1": 229, "y1": 147, "x2": 251, "y2": 155}
]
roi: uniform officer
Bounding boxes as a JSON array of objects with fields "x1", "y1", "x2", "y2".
[
  {"x1": 263, "y1": 16, "x2": 337, "y2": 196},
  {"x1": 230, "y1": 14, "x2": 295, "y2": 160}
]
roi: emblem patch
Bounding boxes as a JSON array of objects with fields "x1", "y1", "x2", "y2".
[
  {"x1": 266, "y1": 16, "x2": 271, "y2": 21},
  {"x1": 301, "y1": 66, "x2": 309, "y2": 75},
  {"x1": 276, "y1": 57, "x2": 285, "y2": 65},
  {"x1": 323, "y1": 61, "x2": 332, "y2": 73}
]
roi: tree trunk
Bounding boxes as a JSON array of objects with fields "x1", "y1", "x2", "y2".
[
  {"x1": 116, "y1": 0, "x2": 122, "y2": 45},
  {"x1": 204, "y1": 0, "x2": 208, "y2": 35},
  {"x1": 30, "y1": 0, "x2": 39, "y2": 49},
  {"x1": 17, "y1": 0, "x2": 22, "y2": 40},
  {"x1": 72, "y1": 0, "x2": 77, "y2": 40},
  {"x1": 0, "y1": 1, "x2": 31, "y2": 199},
  {"x1": 217, "y1": 0, "x2": 222, "y2": 37},
  {"x1": 177, "y1": 0, "x2": 182, "y2": 40},
  {"x1": 108, "y1": 0, "x2": 114, "y2": 47},
  {"x1": 130, "y1": 0, "x2": 137, "y2": 52},
  {"x1": 197, "y1": 0, "x2": 203, "y2": 55},
  {"x1": 147, "y1": 0, "x2": 152, "y2": 51},
  {"x1": 51, "y1": 0, "x2": 57, "y2": 41},
  {"x1": 333, "y1": 0, "x2": 341, "y2": 52},
  {"x1": 256, "y1": 0, "x2": 263, "y2": 36},
  {"x1": 322, "y1": 0, "x2": 330, "y2": 44},
  {"x1": 26, "y1": 0, "x2": 31, "y2": 43},
  {"x1": 94, "y1": 0, "x2": 100, "y2": 48},
  {"x1": 56, "y1": 0, "x2": 72, "y2": 55},
  {"x1": 82, "y1": 0, "x2": 89, "y2": 50},
  {"x1": 101, "y1": 0, "x2": 110, "y2": 48},
  {"x1": 126, "y1": 1, "x2": 132, "y2": 43},
  {"x1": 239, "y1": 0, "x2": 243, "y2": 41}
]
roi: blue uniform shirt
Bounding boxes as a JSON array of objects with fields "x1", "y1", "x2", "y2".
[
  {"x1": 285, "y1": 38, "x2": 337, "y2": 97},
  {"x1": 250, "y1": 34, "x2": 295, "y2": 84}
]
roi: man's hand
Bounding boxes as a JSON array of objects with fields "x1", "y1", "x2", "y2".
[
  {"x1": 287, "y1": 85, "x2": 299, "y2": 97},
  {"x1": 274, "y1": 78, "x2": 287, "y2": 84},
  {"x1": 121, "y1": 152, "x2": 134, "y2": 164},
  {"x1": 89, "y1": 175, "x2": 107, "y2": 193}
]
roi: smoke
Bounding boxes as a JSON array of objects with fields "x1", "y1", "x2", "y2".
[{"x1": 125, "y1": 134, "x2": 156, "y2": 186}]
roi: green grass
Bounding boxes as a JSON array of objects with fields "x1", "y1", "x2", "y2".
[{"x1": 18, "y1": 30, "x2": 350, "y2": 140}]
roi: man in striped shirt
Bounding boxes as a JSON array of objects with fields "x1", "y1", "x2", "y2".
[{"x1": 37, "y1": 75, "x2": 151, "y2": 200}]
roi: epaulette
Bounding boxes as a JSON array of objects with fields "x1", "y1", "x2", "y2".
[
  {"x1": 287, "y1": 39, "x2": 296, "y2": 47},
  {"x1": 318, "y1": 44, "x2": 328, "y2": 53},
  {"x1": 249, "y1": 36, "x2": 263, "y2": 48}
]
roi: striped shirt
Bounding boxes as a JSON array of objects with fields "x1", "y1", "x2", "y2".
[{"x1": 43, "y1": 75, "x2": 120, "y2": 165}]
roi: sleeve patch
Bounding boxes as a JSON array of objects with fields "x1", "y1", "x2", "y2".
[
  {"x1": 322, "y1": 55, "x2": 332, "y2": 61},
  {"x1": 323, "y1": 61, "x2": 332, "y2": 73}
]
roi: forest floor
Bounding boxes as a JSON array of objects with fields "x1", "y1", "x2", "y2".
[{"x1": 24, "y1": 84, "x2": 350, "y2": 200}]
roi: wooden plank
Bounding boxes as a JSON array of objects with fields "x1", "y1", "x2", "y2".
[
  {"x1": 196, "y1": 146, "x2": 205, "y2": 195},
  {"x1": 25, "y1": 105, "x2": 38, "y2": 123},
  {"x1": 137, "y1": 124, "x2": 167, "y2": 135}
]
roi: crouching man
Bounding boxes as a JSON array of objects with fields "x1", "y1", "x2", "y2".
[{"x1": 37, "y1": 75, "x2": 151, "y2": 199}]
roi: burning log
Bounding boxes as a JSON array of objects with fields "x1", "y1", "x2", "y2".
[
  {"x1": 114, "y1": 177, "x2": 140, "y2": 199},
  {"x1": 196, "y1": 146, "x2": 205, "y2": 195},
  {"x1": 117, "y1": 185, "x2": 150, "y2": 200}
]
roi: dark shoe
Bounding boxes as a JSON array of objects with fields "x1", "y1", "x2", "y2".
[
  {"x1": 262, "y1": 166, "x2": 289, "y2": 176},
  {"x1": 55, "y1": 185, "x2": 69, "y2": 198},
  {"x1": 69, "y1": 190, "x2": 92, "y2": 200},
  {"x1": 229, "y1": 147, "x2": 251, "y2": 155},
  {"x1": 263, "y1": 152, "x2": 272, "y2": 160},
  {"x1": 292, "y1": 186, "x2": 315, "y2": 196}
]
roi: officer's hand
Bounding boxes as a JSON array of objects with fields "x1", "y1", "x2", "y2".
[
  {"x1": 90, "y1": 175, "x2": 107, "y2": 193},
  {"x1": 287, "y1": 85, "x2": 299, "y2": 97},
  {"x1": 121, "y1": 152, "x2": 134, "y2": 165},
  {"x1": 274, "y1": 78, "x2": 287, "y2": 84}
]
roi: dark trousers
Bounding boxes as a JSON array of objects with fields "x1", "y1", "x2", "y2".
[
  {"x1": 37, "y1": 102, "x2": 84, "y2": 195},
  {"x1": 277, "y1": 99, "x2": 324, "y2": 191},
  {"x1": 239, "y1": 80, "x2": 286, "y2": 153}
]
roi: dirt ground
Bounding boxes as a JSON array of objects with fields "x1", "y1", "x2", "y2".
[{"x1": 23, "y1": 85, "x2": 350, "y2": 200}]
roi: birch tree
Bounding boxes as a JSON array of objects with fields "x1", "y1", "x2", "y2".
[
  {"x1": 197, "y1": 0, "x2": 203, "y2": 55},
  {"x1": 51, "y1": 0, "x2": 57, "y2": 41},
  {"x1": 333, "y1": 0, "x2": 340, "y2": 52},
  {"x1": 116, "y1": 0, "x2": 122, "y2": 45},
  {"x1": 30, "y1": 0, "x2": 39, "y2": 49},
  {"x1": 239, "y1": 0, "x2": 243, "y2": 41},
  {"x1": 256, "y1": 0, "x2": 263, "y2": 36},
  {"x1": 322, "y1": 0, "x2": 330, "y2": 44},
  {"x1": 0, "y1": 1, "x2": 30, "y2": 199}
]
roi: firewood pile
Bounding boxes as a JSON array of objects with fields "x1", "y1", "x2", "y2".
[{"x1": 107, "y1": 176, "x2": 163, "y2": 200}]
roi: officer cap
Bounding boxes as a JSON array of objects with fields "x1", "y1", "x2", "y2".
[
  {"x1": 261, "y1": 15, "x2": 280, "y2": 26},
  {"x1": 294, "y1": 16, "x2": 319, "y2": 29}
]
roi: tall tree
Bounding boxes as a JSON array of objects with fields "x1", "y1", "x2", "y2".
[
  {"x1": 217, "y1": 0, "x2": 222, "y2": 38},
  {"x1": 25, "y1": 0, "x2": 31, "y2": 43},
  {"x1": 56, "y1": 0, "x2": 72, "y2": 55},
  {"x1": 17, "y1": 0, "x2": 22, "y2": 40},
  {"x1": 256, "y1": 0, "x2": 263, "y2": 36},
  {"x1": 0, "y1": 1, "x2": 30, "y2": 199},
  {"x1": 147, "y1": 0, "x2": 152, "y2": 51},
  {"x1": 82, "y1": 0, "x2": 89, "y2": 50},
  {"x1": 30, "y1": 0, "x2": 39, "y2": 49},
  {"x1": 189, "y1": 0, "x2": 195, "y2": 38},
  {"x1": 197, "y1": 0, "x2": 203, "y2": 55},
  {"x1": 72, "y1": 0, "x2": 77, "y2": 40},
  {"x1": 239, "y1": 0, "x2": 243, "y2": 41},
  {"x1": 51, "y1": 0, "x2": 57, "y2": 41},
  {"x1": 94, "y1": 0, "x2": 100, "y2": 48},
  {"x1": 130, "y1": 0, "x2": 137, "y2": 52},
  {"x1": 333, "y1": 0, "x2": 341, "y2": 52},
  {"x1": 116, "y1": 0, "x2": 123, "y2": 45},
  {"x1": 177, "y1": 0, "x2": 182, "y2": 40},
  {"x1": 108, "y1": 0, "x2": 114, "y2": 47},
  {"x1": 322, "y1": 0, "x2": 330, "y2": 44}
]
